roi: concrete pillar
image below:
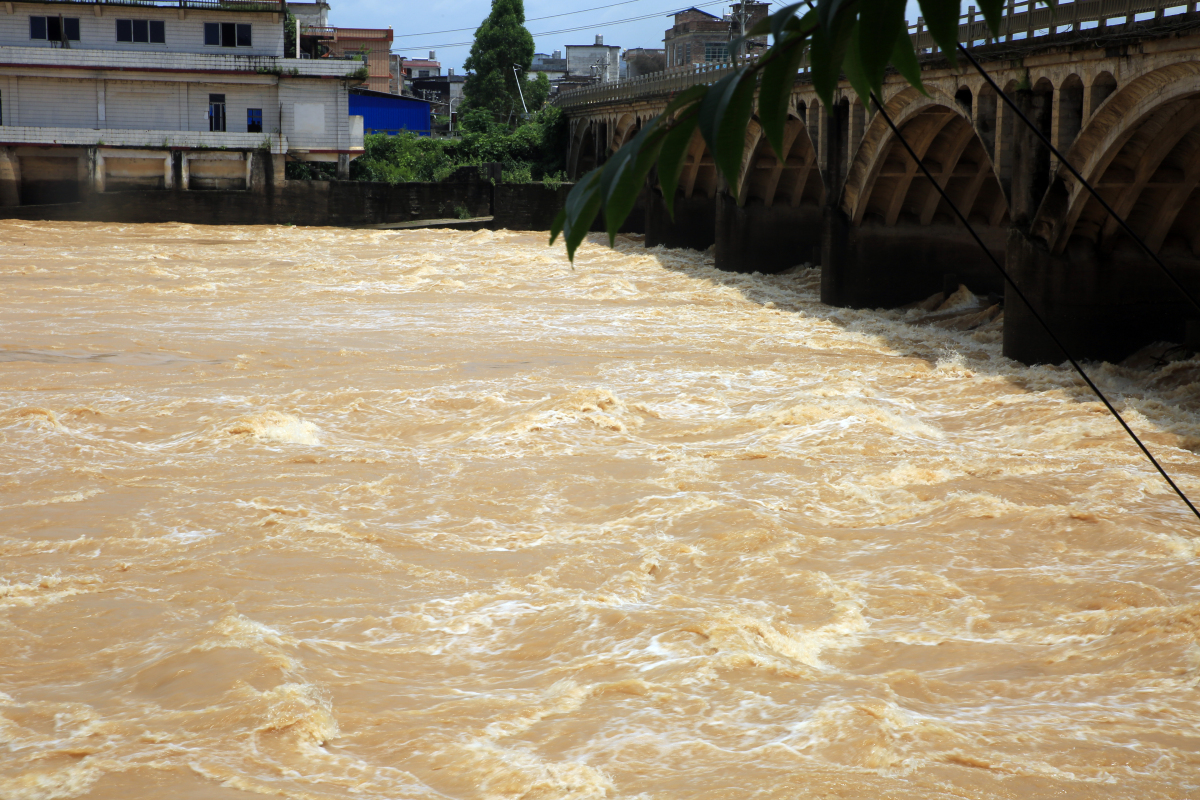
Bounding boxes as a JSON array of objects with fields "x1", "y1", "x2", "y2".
[
  {"x1": 1003, "y1": 229, "x2": 1200, "y2": 364},
  {"x1": 0, "y1": 147, "x2": 20, "y2": 206},
  {"x1": 181, "y1": 154, "x2": 190, "y2": 190},
  {"x1": 243, "y1": 151, "x2": 253, "y2": 190},
  {"x1": 94, "y1": 150, "x2": 106, "y2": 194},
  {"x1": 248, "y1": 151, "x2": 269, "y2": 194},
  {"x1": 821, "y1": 211, "x2": 1006, "y2": 309},
  {"x1": 75, "y1": 155, "x2": 89, "y2": 197},
  {"x1": 1008, "y1": 88, "x2": 1050, "y2": 227},
  {"x1": 644, "y1": 190, "x2": 716, "y2": 251},
  {"x1": 994, "y1": 87, "x2": 1015, "y2": 198},
  {"x1": 336, "y1": 153, "x2": 349, "y2": 180},
  {"x1": 271, "y1": 154, "x2": 287, "y2": 188},
  {"x1": 163, "y1": 153, "x2": 174, "y2": 190},
  {"x1": 714, "y1": 193, "x2": 822, "y2": 273}
]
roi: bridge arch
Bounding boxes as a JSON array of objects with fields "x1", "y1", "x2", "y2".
[
  {"x1": 735, "y1": 113, "x2": 824, "y2": 208},
  {"x1": 567, "y1": 119, "x2": 598, "y2": 179},
  {"x1": 841, "y1": 85, "x2": 1009, "y2": 229},
  {"x1": 1033, "y1": 62, "x2": 1200, "y2": 255},
  {"x1": 612, "y1": 113, "x2": 640, "y2": 153}
]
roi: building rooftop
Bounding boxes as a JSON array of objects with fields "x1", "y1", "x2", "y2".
[{"x1": 12, "y1": 0, "x2": 284, "y2": 11}]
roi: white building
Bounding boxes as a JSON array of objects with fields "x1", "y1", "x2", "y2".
[
  {"x1": 565, "y1": 36, "x2": 620, "y2": 83},
  {"x1": 0, "y1": 0, "x2": 364, "y2": 206}
]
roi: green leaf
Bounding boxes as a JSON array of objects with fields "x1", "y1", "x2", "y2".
[
  {"x1": 663, "y1": 84, "x2": 707, "y2": 119},
  {"x1": 759, "y1": 33, "x2": 810, "y2": 161},
  {"x1": 918, "y1": 0, "x2": 960, "y2": 66},
  {"x1": 890, "y1": 28, "x2": 927, "y2": 95},
  {"x1": 809, "y1": 25, "x2": 843, "y2": 108},
  {"x1": 549, "y1": 208, "x2": 566, "y2": 245},
  {"x1": 768, "y1": 3, "x2": 808, "y2": 41},
  {"x1": 857, "y1": 0, "x2": 905, "y2": 95},
  {"x1": 977, "y1": 0, "x2": 1002, "y2": 33},
  {"x1": 817, "y1": 0, "x2": 851, "y2": 36},
  {"x1": 656, "y1": 115, "x2": 699, "y2": 219},
  {"x1": 602, "y1": 123, "x2": 665, "y2": 245},
  {"x1": 557, "y1": 169, "x2": 603, "y2": 262},
  {"x1": 842, "y1": 21, "x2": 872, "y2": 105},
  {"x1": 697, "y1": 70, "x2": 757, "y2": 200}
]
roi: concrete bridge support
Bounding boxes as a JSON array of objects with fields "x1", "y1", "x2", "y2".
[
  {"x1": 822, "y1": 212, "x2": 1006, "y2": 308},
  {"x1": 714, "y1": 195, "x2": 822, "y2": 273},
  {"x1": 645, "y1": 191, "x2": 717, "y2": 251},
  {"x1": 0, "y1": 147, "x2": 20, "y2": 207},
  {"x1": 1004, "y1": 232, "x2": 1200, "y2": 363}
]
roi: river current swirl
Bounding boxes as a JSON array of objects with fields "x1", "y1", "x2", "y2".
[{"x1": 2, "y1": 221, "x2": 1199, "y2": 799}]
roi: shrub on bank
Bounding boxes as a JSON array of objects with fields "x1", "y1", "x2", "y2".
[{"x1": 346, "y1": 106, "x2": 567, "y2": 185}]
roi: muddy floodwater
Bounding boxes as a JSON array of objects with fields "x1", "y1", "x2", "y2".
[{"x1": 3, "y1": 221, "x2": 1200, "y2": 800}]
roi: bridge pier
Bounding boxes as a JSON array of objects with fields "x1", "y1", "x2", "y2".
[
  {"x1": 821, "y1": 211, "x2": 1006, "y2": 309},
  {"x1": 1004, "y1": 231, "x2": 1200, "y2": 364},
  {"x1": 713, "y1": 193, "x2": 822, "y2": 273},
  {"x1": 645, "y1": 190, "x2": 716, "y2": 251}
]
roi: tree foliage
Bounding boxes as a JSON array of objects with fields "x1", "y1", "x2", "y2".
[
  {"x1": 551, "y1": 0, "x2": 1009, "y2": 259},
  {"x1": 349, "y1": 106, "x2": 567, "y2": 183},
  {"x1": 462, "y1": 0, "x2": 536, "y2": 120}
]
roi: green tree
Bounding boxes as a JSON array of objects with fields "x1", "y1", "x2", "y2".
[
  {"x1": 552, "y1": 0, "x2": 1008, "y2": 260},
  {"x1": 462, "y1": 0, "x2": 535, "y2": 120},
  {"x1": 525, "y1": 72, "x2": 552, "y2": 112},
  {"x1": 284, "y1": 10, "x2": 296, "y2": 59}
]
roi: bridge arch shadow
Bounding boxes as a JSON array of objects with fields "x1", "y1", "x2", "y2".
[{"x1": 827, "y1": 85, "x2": 1011, "y2": 310}]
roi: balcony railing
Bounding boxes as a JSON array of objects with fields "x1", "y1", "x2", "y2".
[
  {"x1": 32, "y1": 0, "x2": 284, "y2": 10},
  {"x1": 556, "y1": 0, "x2": 1200, "y2": 109},
  {"x1": 300, "y1": 25, "x2": 393, "y2": 40}
]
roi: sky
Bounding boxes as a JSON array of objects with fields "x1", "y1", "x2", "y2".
[{"x1": 324, "y1": 0, "x2": 934, "y2": 74}]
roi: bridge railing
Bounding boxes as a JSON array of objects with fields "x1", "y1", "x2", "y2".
[{"x1": 555, "y1": 0, "x2": 1200, "y2": 109}]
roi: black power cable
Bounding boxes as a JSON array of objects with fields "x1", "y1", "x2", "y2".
[
  {"x1": 869, "y1": 91, "x2": 1200, "y2": 522},
  {"x1": 958, "y1": 43, "x2": 1200, "y2": 317}
]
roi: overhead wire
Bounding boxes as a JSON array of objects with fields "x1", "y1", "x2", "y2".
[
  {"x1": 392, "y1": 0, "x2": 655, "y2": 39},
  {"x1": 868, "y1": 88, "x2": 1200, "y2": 522},
  {"x1": 390, "y1": 0, "x2": 727, "y2": 51}
]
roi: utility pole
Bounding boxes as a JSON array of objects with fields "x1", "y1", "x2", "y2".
[
  {"x1": 512, "y1": 65, "x2": 529, "y2": 114},
  {"x1": 728, "y1": 2, "x2": 751, "y2": 61}
]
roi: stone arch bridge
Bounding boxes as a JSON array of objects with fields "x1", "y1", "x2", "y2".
[{"x1": 556, "y1": 0, "x2": 1200, "y2": 363}]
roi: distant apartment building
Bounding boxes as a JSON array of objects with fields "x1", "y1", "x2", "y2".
[
  {"x1": 623, "y1": 47, "x2": 665, "y2": 78},
  {"x1": 301, "y1": 24, "x2": 392, "y2": 93},
  {"x1": 391, "y1": 52, "x2": 440, "y2": 95},
  {"x1": 663, "y1": 3, "x2": 767, "y2": 67},
  {"x1": 0, "y1": 0, "x2": 366, "y2": 207},
  {"x1": 530, "y1": 51, "x2": 567, "y2": 81},
  {"x1": 565, "y1": 36, "x2": 620, "y2": 83}
]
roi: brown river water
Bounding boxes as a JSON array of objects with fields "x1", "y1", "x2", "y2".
[{"x1": 3, "y1": 221, "x2": 1200, "y2": 800}]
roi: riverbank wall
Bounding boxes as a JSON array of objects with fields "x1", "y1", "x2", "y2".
[{"x1": 0, "y1": 178, "x2": 578, "y2": 231}]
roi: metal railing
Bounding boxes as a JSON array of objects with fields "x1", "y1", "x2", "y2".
[
  {"x1": 300, "y1": 25, "x2": 393, "y2": 40},
  {"x1": 33, "y1": 0, "x2": 284, "y2": 10},
  {"x1": 556, "y1": 0, "x2": 1200, "y2": 108}
]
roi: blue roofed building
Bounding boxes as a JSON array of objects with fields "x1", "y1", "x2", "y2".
[{"x1": 349, "y1": 88, "x2": 431, "y2": 136}]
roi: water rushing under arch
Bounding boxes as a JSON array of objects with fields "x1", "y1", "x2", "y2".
[{"x1": 2, "y1": 221, "x2": 1199, "y2": 799}]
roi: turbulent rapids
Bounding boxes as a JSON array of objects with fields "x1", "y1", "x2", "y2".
[{"x1": 3, "y1": 221, "x2": 1200, "y2": 800}]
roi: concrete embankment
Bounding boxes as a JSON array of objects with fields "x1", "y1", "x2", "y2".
[{"x1": 0, "y1": 178, "x2": 577, "y2": 232}]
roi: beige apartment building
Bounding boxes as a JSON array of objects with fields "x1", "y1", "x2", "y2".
[{"x1": 0, "y1": 0, "x2": 365, "y2": 205}]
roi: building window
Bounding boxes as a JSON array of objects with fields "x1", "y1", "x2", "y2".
[
  {"x1": 204, "y1": 22, "x2": 251, "y2": 47},
  {"x1": 247, "y1": 108, "x2": 262, "y2": 133},
  {"x1": 208, "y1": 93, "x2": 226, "y2": 132},
  {"x1": 117, "y1": 20, "x2": 166, "y2": 44},
  {"x1": 704, "y1": 41, "x2": 728, "y2": 62},
  {"x1": 685, "y1": 42, "x2": 692, "y2": 63},
  {"x1": 30, "y1": 16, "x2": 80, "y2": 42},
  {"x1": 418, "y1": 69, "x2": 429, "y2": 78}
]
